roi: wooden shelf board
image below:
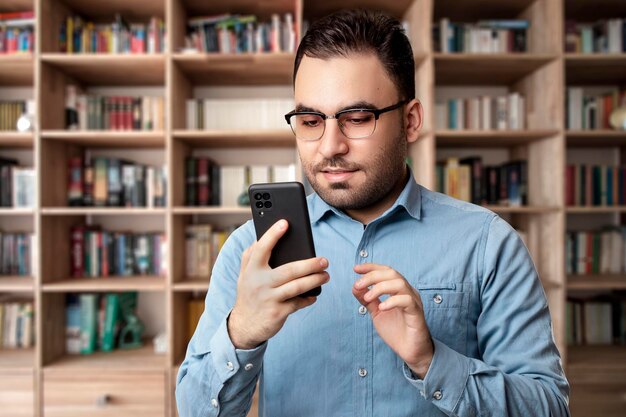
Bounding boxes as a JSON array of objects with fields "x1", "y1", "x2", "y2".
[
  {"x1": 484, "y1": 205, "x2": 560, "y2": 214},
  {"x1": 566, "y1": 130, "x2": 626, "y2": 147},
  {"x1": 42, "y1": 276, "x2": 166, "y2": 292},
  {"x1": 565, "y1": 0, "x2": 626, "y2": 21},
  {"x1": 53, "y1": 0, "x2": 164, "y2": 20},
  {"x1": 173, "y1": 129, "x2": 295, "y2": 148},
  {"x1": 173, "y1": 207, "x2": 251, "y2": 215},
  {"x1": 0, "y1": 276, "x2": 34, "y2": 292},
  {"x1": 0, "y1": 132, "x2": 34, "y2": 148},
  {"x1": 184, "y1": 0, "x2": 293, "y2": 18},
  {"x1": 0, "y1": 208, "x2": 35, "y2": 216},
  {"x1": 433, "y1": 0, "x2": 536, "y2": 21},
  {"x1": 304, "y1": 0, "x2": 414, "y2": 20},
  {"x1": 0, "y1": 1, "x2": 33, "y2": 12},
  {"x1": 434, "y1": 53, "x2": 557, "y2": 85},
  {"x1": 42, "y1": 130, "x2": 165, "y2": 147},
  {"x1": 173, "y1": 279, "x2": 209, "y2": 292},
  {"x1": 567, "y1": 345, "x2": 626, "y2": 373},
  {"x1": 41, "y1": 207, "x2": 166, "y2": 216},
  {"x1": 436, "y1": 129, "x2": 559, "y2": 147},
  {"x1": 568, "y1": 275, "x2": 626, "y2": 290},
  {"x1": 41, "y1": 54, "x2": 165, "y2": 86},
  {"x1": 173, "y1": 53, "x2": 294, "y2": 85},
  {"x1": 44, "y1": 342, "x2": 165, "y2": 371},
  {"x1": 565, "y1": 54, "x2": 626, "y2": 85},
  {"x1": 0, "y1": 54, "x2": 34, "y2": 86},
  {"x1": 0, "y1": 348, "x2": 34, "y2": 371},
  {"x1": 566, "y1": 206, "x2": 626, "y2": 214}
]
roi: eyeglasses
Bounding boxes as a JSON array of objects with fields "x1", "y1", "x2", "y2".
[{"x1": 284, "y1": 100, "x2": 407, "y2": 141}]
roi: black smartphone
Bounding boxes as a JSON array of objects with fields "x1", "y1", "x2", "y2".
[{"x1": 248, "y1": 182, "x2": 321, "y2": 297}]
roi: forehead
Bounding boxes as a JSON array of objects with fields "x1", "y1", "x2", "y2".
[{"x1": 294, "y1": 53, "x2": 398, "y2": 111}]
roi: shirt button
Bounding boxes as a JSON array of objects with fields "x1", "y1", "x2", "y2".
[
  {"x1": 226, "y1": 361, "x2": 234, "y2": 370},
  {"x1": 358, "y1": 368, "x2": 368, "y2": 377},
  {"x1": 211, "y1": 398, "x2": 219, "y2": 408},
  {"x1": 358, "y1": 306, "x2": 367, "y2": 315},
  {"x1": 359, "y1": 249, "x2": 368, "y2": 258},
  {"x1": 433, "y1": 390, "x2": 443, "y2": 400},
  {"x1": 244, "y1": 363, "x2": 254, "y2": 371},
  {"x1": 433, "y1": 294, "x2": 443, "y2": 304}
]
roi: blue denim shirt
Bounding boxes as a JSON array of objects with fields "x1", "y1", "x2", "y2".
[{"x1": 176, "y1": 174, "x2": 570, "y2": 417}]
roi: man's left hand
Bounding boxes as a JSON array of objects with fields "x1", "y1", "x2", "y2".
[{"x1": 352, "y1": 263, "x2": 434, "y2": 379}]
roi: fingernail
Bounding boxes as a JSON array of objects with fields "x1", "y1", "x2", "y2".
[
  {"x1": 320, "y1": 258, "x2": 328, "y2": 267},
  {"x1": 278, "y1": 220, "x2": 287, "y2": 229}
]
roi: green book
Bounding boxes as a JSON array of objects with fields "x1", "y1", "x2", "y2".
[
  {"x1": 102, "y1": 294, "x2": 120, "y2": 352},
  {"x1": 79, "y1": 294, "x2": 98, "y2": 354}
]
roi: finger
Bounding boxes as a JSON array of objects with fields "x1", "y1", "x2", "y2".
[
  {"x1": 249, "y1": 219, "x2": 289, "y2": 267},
  {"x1": 353, "y1": 263, "x2": 389, "y2": 275},
  {"x1": 378, "y1": 294, "x2": 419, "y2": 314},
  {"x1": 272, "y1": 257, "x2": 328, "y2": 287},
  {"x1": 286, "y1": 296, "x2": 317, "y2": 314},
  {"x1": 353, "y1": 268, "x2": 396, "y2": 290},
  {"x1": 362, "y1": 279, "x2": 407, "y2": 303},
  {"x1": 352, "y1": 284, "x2": 381, "y2": 314},
  {"x1": 277, "y1": 271, "x2": 329, "y2": 300},
  {"x1": 239, "y1": 245, "x2": 254, "y2": 274}
]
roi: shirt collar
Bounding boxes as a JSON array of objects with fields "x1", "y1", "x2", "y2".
[{"x1": 308, "y1": 166, "x2": 422, "y2": 224}]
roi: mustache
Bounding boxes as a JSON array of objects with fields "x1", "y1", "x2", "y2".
[{"x1": 313, "y1": 158, "x2": 361, "y2": 172}]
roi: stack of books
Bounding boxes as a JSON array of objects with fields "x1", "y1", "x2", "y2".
[
  {"x1": 566, "y1": 228, "x2": 626, "y2": 275},
  {"x1": 565, "y1": 164, "x2": 626, "y2": 206},
  {"x1": 566, "y1": 87, "x2": 626, "y2": 130},
  {"x1": 433, "y1": 18, "x2": 528, "y2": 53},
  {"x1": 436, "y1": 157, "x2": 527, "y2": 206},
  {"x1": 186, "y1": 98, "x2": 294, "y2": 130},
  {"x1": 185, "y1": 224, "x2": 236, "y2": 278},
  {"x1": 565, "y1": 19, "x2": 626, "y2": 53},
  {"x1": 59, "y1": 14, "x2": 165, "y2": 54},
  {"x1": 65, "y1": 85, "x2": 165, "y2": 131},
  {"x1": 183, "y1": 13, "x2": 296, "y2": 54},
  {"x1": 185, "y1": 159, "x2": 296, "y2": 207},
  {"x1": 0, "y1": 157, "x2": 35, "y2": 208},
  {"x1": 0, "y1": 232, "x2": 35, "y2": 276},
  {"x1": 0, "y1": 11, "x2": 34, "y2": 53},
  {"x1": 0, "y1": 298, "x2": 34, "y2": 349},
  {"x1": 435, "y1": 93, "x2": 525, "y2": 130},
  {"x1": 70, "y1": 226, "x2": 167, "y2": 278},
  {"x1": 567, "y1": 297, "x2": 626, "y2": 346}
]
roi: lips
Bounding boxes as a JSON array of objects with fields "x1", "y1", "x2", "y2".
[{"x1": 321, "y1": 169, "x2": 357, "y2": 182}]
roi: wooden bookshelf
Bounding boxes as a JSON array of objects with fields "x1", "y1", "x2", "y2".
[
  {"x1": 434, "y1": 53, "x2": 557, "y2": 85},
  {"x1": 0, "y1": 276, "x2": 34, "y2": 292},
  {"x1": 436, "y1": 129, "x2": 560, "y2": 147},
  {"x1": 568, "y1": 275, "x2": 626, "y2": 290},
  {"x1": 0, "y1": 0, "x2": 620, "y2": 416},
  {"x1": 173, "y1": 129, "x2": 295, "y2": 148},
  {"x1": 0, "y1": 54, "x2": 34, "y2": 86}
]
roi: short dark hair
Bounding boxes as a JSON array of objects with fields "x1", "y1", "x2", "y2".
[{"x1": 294, "y1": 9, "x2": 415, "y2": 101}]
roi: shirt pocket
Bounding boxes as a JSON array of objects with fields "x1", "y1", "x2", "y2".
[{"x1": 417, "y1": 284, "x2": 468, "y2": 355}]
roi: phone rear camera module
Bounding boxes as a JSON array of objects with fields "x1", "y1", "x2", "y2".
[
  {"x1": 255, "y1": 201, "x2": 264, "y2": 209},
  {"x1": 264, "y1": 201, "x2": 272, "y2": 208},
  {"x1": 262, "y1": 192, "x2": 271, "y2": 200},
  {"x1": 254, "y1": 193, "x2": 263, "y2": 200}
]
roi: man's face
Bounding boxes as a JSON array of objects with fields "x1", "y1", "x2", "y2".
[{"x1": 294, "y1": 53, "x2": 409, "y2": 211}]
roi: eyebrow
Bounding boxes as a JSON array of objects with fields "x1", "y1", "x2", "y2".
[{"x1": 295, "y1": 100, "x2": 379, "y2": 113}]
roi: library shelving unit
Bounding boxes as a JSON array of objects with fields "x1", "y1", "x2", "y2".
[
  {"x1": 0, "y1": 0, "x2": 622, "y2": 416},
  {"x1": 563, "y1": 1, "x2": 626, "y2": 416}
]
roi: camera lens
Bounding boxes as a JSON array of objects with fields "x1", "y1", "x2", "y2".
[
  {"x1": 255, "y1": 201, "x2": 264, "y2": 209},
  {"x1": 262, "y1": 193, "x2": 271, "y2": 200},
  {"x1": 254, "y1": 193, "x2": 263, "y2": 200},
  {"x1": 264, "y1": 201, "x2": 272, "y2": 208}
]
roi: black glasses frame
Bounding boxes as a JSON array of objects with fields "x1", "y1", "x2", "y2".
[{"x1": 284, "y1": 100, "x2": 407, "y2": 140}]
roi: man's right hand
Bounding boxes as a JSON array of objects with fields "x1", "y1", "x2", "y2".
[{"x1": 227, "y1": 219, "x2": 329, "y2": 350}]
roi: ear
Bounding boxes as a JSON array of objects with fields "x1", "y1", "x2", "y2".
[{"x1": 404, "y1": 99, "x2": 423, "y2": 144}]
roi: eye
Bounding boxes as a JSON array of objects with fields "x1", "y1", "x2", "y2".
[
  {"x1": 341, "y1": 111, "x2": 374, "y2": 125},
  {"x1": 298, "y1": 115, "x2": 323, "y2": 128}
]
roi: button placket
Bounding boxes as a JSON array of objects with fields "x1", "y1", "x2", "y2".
[
  {"x1": 358, "y1": 368, "x2": 368, "y2": 377},
  {"x1": 433, "y1": 390, "x2": 443, "y2": 400},
  {"x1": 433, "y1": 294, "x2": 443, "y2": 304}
]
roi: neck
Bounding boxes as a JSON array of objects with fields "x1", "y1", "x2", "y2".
[{"x1": 345, "y1": 167, "x2": 409, "y2": 225}]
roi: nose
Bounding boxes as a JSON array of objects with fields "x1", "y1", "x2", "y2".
[{"x1": 318, "y1": 118, "x2": 349, "y2": 159}]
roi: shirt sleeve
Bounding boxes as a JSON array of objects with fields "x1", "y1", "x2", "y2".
[
  {"x1": 175, "y1": 221, "x2": 266, "y2": 417},
  {"x1": 403, "y1": 215, "x2": 570, "y2": 417}
]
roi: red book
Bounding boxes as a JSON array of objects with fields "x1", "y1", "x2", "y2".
[
  {"x1": 585, "y1": 164, "x2": 592, "y2": 206},
  {"x1": 101, "y1": 232, "x2": 109, "y2": 276},
  {"x1": 603, "y1": 95, "x2": 612, "y2": 130},
  {"x1": 70, "y1": 225, "x2": 85, "y2": 278},
  {"x1": 126, "y1": 97, "x2": 133, "y2": 130},
  {"x1": 0, "y1": 11, "x2": 34, "y2": 20}
]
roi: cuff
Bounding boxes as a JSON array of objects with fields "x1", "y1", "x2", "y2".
[
  {"x1": 402, "y1": 338, "x2": 469, "y2": 412},
  {"x1": 209, "y1": 315, "x2": 267, "y2": 385}
]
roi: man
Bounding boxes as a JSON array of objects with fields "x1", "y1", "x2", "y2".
[{"x1": 176, "y1": 10, "x2": 570, "y2": 417}]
